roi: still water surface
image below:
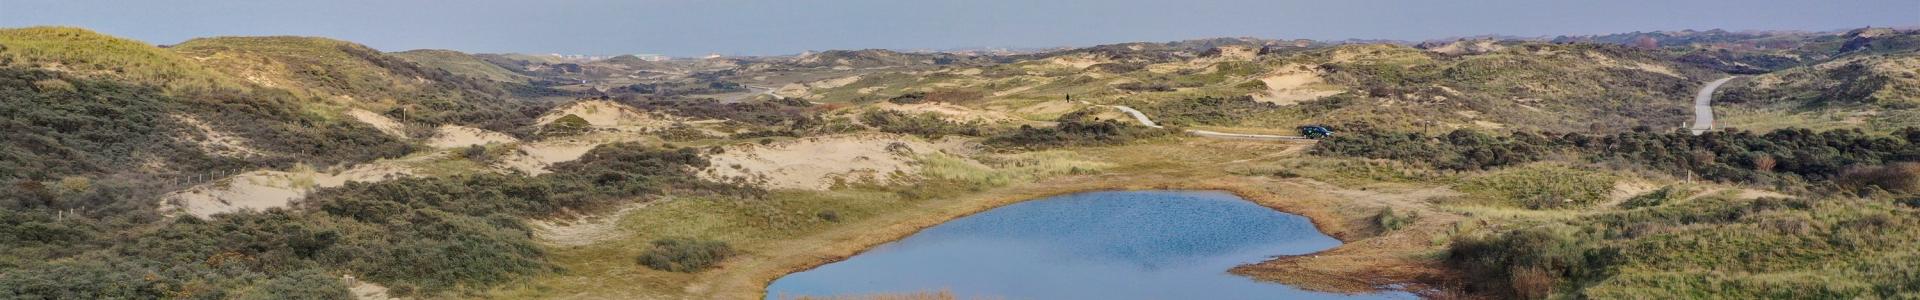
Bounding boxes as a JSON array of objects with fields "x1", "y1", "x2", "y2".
[{"x1": 765, "y1": 190, "x2": 1417, "y2": 299}]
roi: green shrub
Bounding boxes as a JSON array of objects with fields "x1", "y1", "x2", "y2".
[
  {"x1": 987, "y1": 119, "x2": 1172, "y2": 149},
  {"x1": 636, "y1": 237, "x2": 735, "y2": 272},
  {"x1": 1374, "y1": 208, "x2": 1417, "y2": 232},
  {"x1": 543, "y1": 114, "x2": 591, "y2": 136},
  {"x1": 1620, "y1": 185, "x2": 1693, "y2": 209},
  {"x1": 1456, "y1": 164, "x2": 1616, "y2": 209},
  {"x1": 1838, "y1": 162, "x2": 1920, "y2": 195},
  {"x1": 858, "y1": 110, "x2": 983, "y2": 138},
  {"x1": 238, "y1": 269, "x2": 352, "y2": 300},
  {"x1": 1138, "y1": 95, "x2": 1277, "y2": 126}
]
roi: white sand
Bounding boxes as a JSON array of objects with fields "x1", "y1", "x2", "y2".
[
  {"x1": 426, "y1": 125, "x2": 519, "y2": 148},
  {"x1": 702, "y1": 134, "x2": 939, "y2": 190}
]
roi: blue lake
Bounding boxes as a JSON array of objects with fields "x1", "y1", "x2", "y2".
[{"x1": 765, "y1": 190, "x2": 1417, "y2": 299}]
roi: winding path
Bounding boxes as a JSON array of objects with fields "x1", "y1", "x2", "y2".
[
  {"x1": 1690, "y1": 76, "x2": 1737, "y2": 135},
  {"x1": 1104, "y1": 105, "x2": 1309, "y2": 141},
  {"x1": 721, "y1": 85, "x2": 785, "y2": 103}
]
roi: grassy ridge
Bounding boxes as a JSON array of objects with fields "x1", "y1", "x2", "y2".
[
  {"x1": 0, "y1": 27, "x2": 246, "y2": 90},
  {"x1": 391, "y1": 49, "x2": 534, "y2": 83}
]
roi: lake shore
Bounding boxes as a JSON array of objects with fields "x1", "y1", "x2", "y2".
[{"x1": 686, "y1": 173, "x2": 1458, "y2": 299}]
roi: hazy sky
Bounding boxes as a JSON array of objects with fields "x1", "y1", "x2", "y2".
[{"x1": 3, "y1": 0, "x2": 1916, "y2": 56}]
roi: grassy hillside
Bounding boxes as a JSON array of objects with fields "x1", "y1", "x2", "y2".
[
  {"x1": 173, "y1": 36, "x2": 542, "y2": 133},
  {"x1": 391, "y1": 49, "x2": 535, "y2": 83},
  {"x1": 1717, "y1": 31, "x2": 1920, "y2": 132},
  {"x1": 171, "y1": 36, "x2": 441, "y2": 100},
  {"x1": 0, "y1": 27, "x2": 245, "y2": 90}
]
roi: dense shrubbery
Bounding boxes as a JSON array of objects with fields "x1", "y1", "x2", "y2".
[
  {"x1": 886, "y1": 89, "x2": 985, "y2": 105},
  {"x1": 1312, "y1": 129, "x2": 1546, "y2": 171},
  {"x1": 1450, "y1": 195, "x2": 1920, "y2": 299},
  {"x1": 859, "y1": 110, "x2": 984, "y2": 138},
  {"x1": 1, "y1": 67, "x2": 413, "y2": 215},
  {"x1": 1316, "y1": 127, "x2": 1920, "y2": 193},
  {"x1": 1318, "y1": 127, "x2": 1920, "y2": 297},
  {"x1": 635, "y1": 237, "x2": 735, "y2": 272},
  {"x1": 0, "y1": 67, "x2": 192, "y2": 181},
  {"x1": 1137, "y1": 96, "x2": 1278, "y2": 126},
  {"x1": 0, "y1": 143, "x2": 753, "y2": 297},
  {"x1": 987, "y1": 119, "x2": 1172, "y2": 149},
  {"x1": 542, "y1": 114, "x2": 592, "y2": 136},
  {"x1": 1455, "y1": 164, "x2": 1617, "y2": 209}
]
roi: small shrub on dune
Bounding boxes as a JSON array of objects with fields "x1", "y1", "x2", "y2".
[
  {"x1": 636, "y1": 237, "x2": 735, "y2": 272},
  {"x1": 1838, "y1": 162, "x2": 1920, "y2": 195}
]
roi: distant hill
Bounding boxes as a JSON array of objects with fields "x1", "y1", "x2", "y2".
[
  {"x1": 786, "y1": 49, "x2": 996, "y2": 68},
  {"x1": 171, "y1": 36, "x2": 538, "y2": 131},
  {"x1": 171, "y1": 36, "x2": 444, "y2": 100},
  {"x1": 392, "y1": 49, "x2": 536, "y2": 83}
]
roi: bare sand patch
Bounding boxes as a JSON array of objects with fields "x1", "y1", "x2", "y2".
[
  {"x1": 426, "y1": 125, "x2": 519, "y2": 148},
  {"x1": 346, "y1": 109, "x2": 409, "y2": 138},
  {"x1": 534, "y1": 100, "x2": 676, "y2": 132},
  {"x1": 494, "y1": 134, "x2": 647, "y2": 175},
  {"x1": 165, "y1": 162, "x2": 414, "y2": 218},
  {"x1": 1249, "y1": 64, "x2": 1345, "y2": 105},
  {"x1": 1585, "y1": 51, "x2": 1683, "y2": 78},
  {"x1": 1044, "y1": 53, "x2": 1107, "y2": 69},
  {"x1": 873, "y1": 102, "x2": 1015, "y2": 123},
  {"x1": 173, "y1": 114, "x2": 262, "y2": 158},
  {"x1": 773, "y1": 83, "x2": 812, "y2": 98},
  {"x1": 809, "y1": 75, "x2": 863, "y2": 89},
  {"x1": 1425, "y1": 39, "x2": 1505, "y2": 55},
  {"x1": 702, "y1": 134, "x2": 942, "y2": 190}
]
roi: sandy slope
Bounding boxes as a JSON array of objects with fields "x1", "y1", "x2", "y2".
[
  {"x1": 346, "y1": 109, "x2": 409, "y2": 138},
  {"x1": 534, "y1": 100, "x2": 677, "y2": 132},
  {"x1": 425, "y1": 124, "x2": 519, "y2": 148},
  {"x1": 164, "y1": 162, "x2": 415, "y2": 218},
  {"x1": 1249, "y1": 64, "x2": 1345, "y2": 105},
  {"x1": 702, "y1": 134, "x2": 946, "y2": 190}
]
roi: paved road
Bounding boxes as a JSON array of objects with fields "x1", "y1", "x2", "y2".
[
  {"x1": 720, "y1": 85, "x2": 785, "y2": 103},
  {"x1": 1690, "y1": 76, "x2": 1737, "y2": 135},
  {"x1": 1105, "y1": 105, "x2": 1309, "y2": 141}
]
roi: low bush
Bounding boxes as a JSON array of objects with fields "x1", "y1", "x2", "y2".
[
  {"x1": 1374, "y1": 208, "x2": 1417, "y2": 232},
  {"x1": 1455, "y1": 164, "x2": 1617, "y2": 209},
  {"x1": 859, "y1": 110, "x2": 983, "y2": 138},
  {"x1": 986, "y1": 119, "x2": 1172, "y2": 149},
  {"x1": 1837, "y1": 162, "x2": 1920, "y2": 195},
  {"x1": 635, "y1": 237, "x2": 735, "y2": 272}
]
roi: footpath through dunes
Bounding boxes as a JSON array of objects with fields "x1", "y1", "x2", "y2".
[{"x1": 1102, "y1": 104, "x2": 1311, "y2": 141}]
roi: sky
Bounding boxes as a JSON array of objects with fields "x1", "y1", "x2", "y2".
[{"x1": 3, "y1": 0, "x2": 1916, "y2": 57}]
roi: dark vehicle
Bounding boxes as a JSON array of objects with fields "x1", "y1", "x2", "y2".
[{"x1": 1298, "y1": 125, "x2": 1334, "y2": 139}]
